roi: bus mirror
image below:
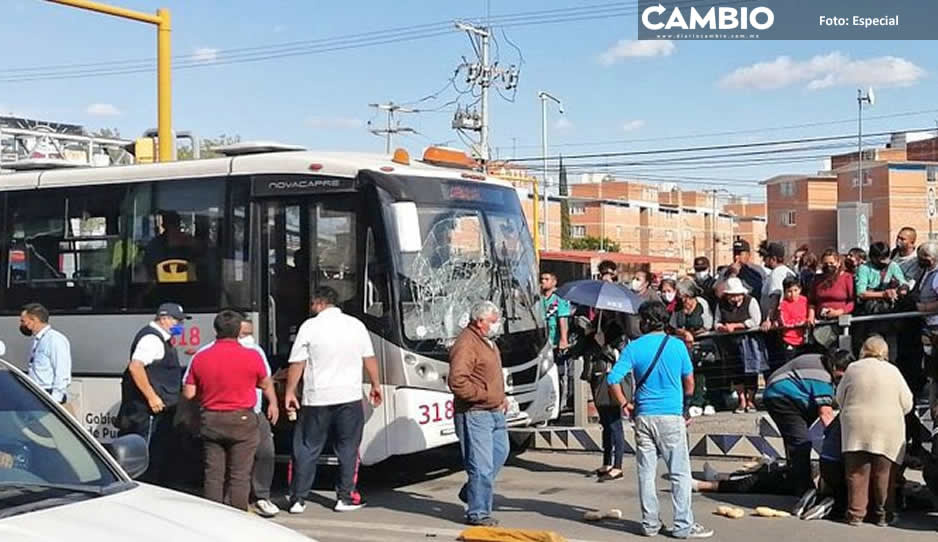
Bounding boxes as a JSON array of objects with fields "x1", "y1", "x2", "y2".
[
  {"x1": 391, "y1": 202, "x2": 422, "y2": 253},
  {"x1": 0, "y1": 340, "x2": 6, "y2": 357}
]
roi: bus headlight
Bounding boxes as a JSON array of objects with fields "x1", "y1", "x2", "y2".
[
  {"x1": 404, "y1": 354, "x2": 418, "y2": 366},
  {"x1": 539, "y1": 347, "x2": 555, "y2": 376},
  {"x1": 415, "y1": 362, "x2": 439, "y2": 382}
]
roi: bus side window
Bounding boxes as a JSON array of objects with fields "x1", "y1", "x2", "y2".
[
  {"x1": 364, "y1": 228, "x2": 388, "y2": 318},
  {"x1": 4, "y1": 187, "x2": 126, "y2": 311}
]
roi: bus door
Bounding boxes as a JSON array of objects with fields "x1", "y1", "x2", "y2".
[{"x1": 258, "y1": 196, "x2": 361, "y2": 369}]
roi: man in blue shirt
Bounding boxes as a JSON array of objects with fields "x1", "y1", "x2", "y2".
[
  {"x1": 19, "y1": 303, "x2": 72, "y2": 404},
  {"x1": 608, "y1": 301, "x2": 712, "y2": 540}
]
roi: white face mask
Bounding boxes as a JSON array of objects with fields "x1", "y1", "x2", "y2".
[
  {"x1": 631, "y1": 279, "x2": 644, "y2": 292},
  {"x1": 238, "y1": 336, "x2": 256, "y2": 348},
  {"x1": 695, "y1": 271, "x2": 710, "y2": 281},
  {"x1": 663, "y1": 291, "x2": 676, "y2": 303},
  {"x1": 486, "y1": 321, "x2": 502, "y2": 339}
]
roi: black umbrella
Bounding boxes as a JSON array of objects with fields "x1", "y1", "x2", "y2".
[{"x1": 555, "y1": 279, "x2": 643, "y2": 314}]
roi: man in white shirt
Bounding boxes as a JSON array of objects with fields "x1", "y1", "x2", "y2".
[
  {"x1": 758, "y1": 242, "x2": 796, "y2": 328},
  {"x1": 116, "y1": 302, "x2": 187, "y2": 485},
  {"x1": 285, "y1": 287, "x2": 383, "y2": 514},
  {"x1": 19, "y1": 303, "x2": 72, "y2": 404}
]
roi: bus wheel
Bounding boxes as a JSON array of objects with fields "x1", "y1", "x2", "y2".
[{"x1": 508, "y1": 431, "x2": 533, "y2": 456}]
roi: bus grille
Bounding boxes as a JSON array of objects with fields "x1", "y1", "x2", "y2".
[{"x1": 510, "y1": 364, "x2": 538, "y2": 387}]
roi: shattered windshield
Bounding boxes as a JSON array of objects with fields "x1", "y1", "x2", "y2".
[{"x1": 399, "y1": 206, "x2": 541, "y2": 348}]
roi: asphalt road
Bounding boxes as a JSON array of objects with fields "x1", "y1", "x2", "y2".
[{"x1": 270, "y1": 447, "x2": 938, "y2": 542}]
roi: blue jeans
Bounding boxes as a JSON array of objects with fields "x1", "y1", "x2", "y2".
[
  {"x1": 634, "y1": 415, "x2": 694, "y2": 538},
  {"x1": 454, "y1": 410, "x2": 509, "y2": 521}
]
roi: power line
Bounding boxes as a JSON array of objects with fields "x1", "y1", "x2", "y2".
[
  {"x1": 503, "y1": 109, "x2": 938, "y2": 152},
  {"x1": 507, "y1": 128, "x2": 933, "y2": 163},
  {"x1": 0, "y1": 2, "x2": 632, "y2": 83}
]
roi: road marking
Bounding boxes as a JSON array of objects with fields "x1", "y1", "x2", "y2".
[{"x1": 275, "y1": 516, "x2": 603, "y2": 542}]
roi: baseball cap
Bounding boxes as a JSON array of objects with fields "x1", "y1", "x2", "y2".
[
  {"x1": 761, "y1": 241, "x2": 786, "y2": 261},
  {"x1": 157, "y1": 302, "x2": 190, "y2": 320},
  {"x1": 732, "y1": 239, "x2": 751, "y2": 254}
]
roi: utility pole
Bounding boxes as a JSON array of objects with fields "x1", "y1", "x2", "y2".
[
  {"x1": 368, "y1": 102, "x2": 416, "y2": 154},
  {"x1": 711, "y1": 190, "x2": 718, "y2": 274},
  {"x1": 453, "y1": 21, "x2": 520, "y2": 164},
  {"x1": 857, "y1": 87, "x2": 874, "y2": 248},
  {"x1": 537, "y1": 91, "x2": 563, "y2": 252}
]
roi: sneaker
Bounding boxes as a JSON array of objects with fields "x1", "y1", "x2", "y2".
[
  {"x1": 702, "y1": 462, "x2": 719, "y2": 482},
  {"x1": 466, "y1": 516, "x2": 499, "y2": 527},
  {"x1": 745, "y1": 406, "x2": 757, "y2": 413},
  {"x1": 288, "y1": 500, "x2": 306, "y2": 514},
  {"x1": 679, "y1": 523, "x2": 714, "y2": 539},
  {"x1": 703, "y1": 405, "x2": 716, "y2": 416},
  {"x1": 734, "y1": 408, "x2": 746, "y2": 414},
  {"x1": 688, "y1": 406, "x2": 703, "y2": 418},
  {"x1": 334, "y1": 499, "x2": 365, "y2": 512},
  {"x1": 792, "y1": 488, "x2": 817, "y2": 518},
  {"x1": 801, "y1": 497, "x2": 834, "y2": 521},
  {"x1": 254, "y1": 499, "x2": 280, "y2": 518}
]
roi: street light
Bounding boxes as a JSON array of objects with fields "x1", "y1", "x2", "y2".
[
  {"x1": 857, "y1": 87, "x2": 875, "y2": 247},
  {"x1": 537, "y1": 91, "x2": 563, "y2": 251}
]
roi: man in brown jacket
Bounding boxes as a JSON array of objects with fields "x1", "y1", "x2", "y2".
[{"x1": 449, "y1": 300, "x2": 509, "y2": 527}]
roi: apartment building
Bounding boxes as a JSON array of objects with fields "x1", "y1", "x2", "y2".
[{"x1": 762, "y1": 173, "x2": 839, "y2": 256}]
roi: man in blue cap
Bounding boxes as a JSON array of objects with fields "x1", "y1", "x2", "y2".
[{"x1": 117, "y1": 302, "x2": 189, "y2": 485}]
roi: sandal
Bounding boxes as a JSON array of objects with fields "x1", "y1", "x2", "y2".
[
  {"x1": 599, "y1": 469, "x2": 624, "y2": 481},
  {"x1": 594, "y1": 466, "x2": 613, "y2": 476}
]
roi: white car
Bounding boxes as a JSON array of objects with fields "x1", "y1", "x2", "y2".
[{"x1": 0, "y1": 347, "x2": 317, "y2": 542}]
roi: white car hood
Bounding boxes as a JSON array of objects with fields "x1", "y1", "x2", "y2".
[{"x1": 0, "y1": 483, "x2": 316, "y2": 542}]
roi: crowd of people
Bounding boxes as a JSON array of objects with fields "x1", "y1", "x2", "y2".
[{"x1": 531, "y1": 226, "x2": 938, "y2": 534}]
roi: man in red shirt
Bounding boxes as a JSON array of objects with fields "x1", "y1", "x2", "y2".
[{"x1": 183, "y1": 309, "x2": 278, "y2": 511}]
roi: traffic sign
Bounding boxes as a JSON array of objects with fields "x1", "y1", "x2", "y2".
[{"x1": 929, "y1": 186, "x2": 938, "y2": 220}]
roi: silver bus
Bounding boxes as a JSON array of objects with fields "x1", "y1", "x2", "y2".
[{"x1": 0, "y1": 144, "x2": 558, "y2": 464}]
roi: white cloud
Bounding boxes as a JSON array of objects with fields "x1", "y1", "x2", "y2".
[
  {"x1": 719, "y1": 52, "x2": 925, "y2": 91},
  {"x1": 193, "y1": 47, "x2": 219, "y2": 62},
  {"x1": 306, "y1": 117, "x2": 364, "y2": 129},
  {"x1": 273, "y1": 25, "x2": 286, "y2": 34},
  {"x1": 599, "y1": 40, "x2": 675, "y2": 65},
  {"x1": 555, "y1": 117, "x2": 573, "y2": 130},
  {"x1": 622, "y1": 120, "x2": 645, "y2": 132},
  {"x1": 86, "y1": 103, "x2": 121, "y2": 116}
]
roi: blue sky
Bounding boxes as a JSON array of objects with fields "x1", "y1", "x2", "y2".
[{"x1": 1, "y1": 1, "x2": 936, "y2": 199}]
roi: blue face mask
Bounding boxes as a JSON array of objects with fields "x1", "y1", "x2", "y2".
[{"x1": 170, "y1": 323, "x2": 185, "y2": 337}]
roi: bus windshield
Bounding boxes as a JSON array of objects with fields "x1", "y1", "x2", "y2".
[{"x1": 399, "y1": 203, "x2": 542, "y2": 348}]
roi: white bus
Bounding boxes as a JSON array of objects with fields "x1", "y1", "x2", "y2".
[{"x1": 0, "y1": 144, "x2": 558, "y2": 465}]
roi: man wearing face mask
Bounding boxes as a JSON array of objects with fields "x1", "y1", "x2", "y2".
[
  {"x1": 692, "y1": 257, "x2": 717, "y2": 310},
  {"x1": 625, "y1": 271, "x2": 662, "y2": 340},
  {"x1": 917, "y1": 243, "x2": 938, "y2": 422},
  {"x1": 117, "y1": 302, "x2": 189, "y2": 486},
  {"x1": 184, "y1": 316, "x2": 279, "y2": 517},
  {"x1": 449, "y1": 301, "x2": 509, "y2": 527},
  {"x1": 19, "y1": 303, "x2": 72, "y2": 405}
]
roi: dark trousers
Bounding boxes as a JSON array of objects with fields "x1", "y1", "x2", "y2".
[
  {"x1": 597, "y1": 405, "x2": 624, "y2": 469},
  {"x1": 819, "y1": 459, "x2": 847, "y2": 519},
  {"x1": 764, "y1": 396, "x2": 815, "y2": 496},
  {"x1": 253, "y1": 412, "x2": 275, "y2": 501},
  {"x1": 118, "y1": 406, "x2": 176, "y2": 487},
  {"x1": 897, "y1": 325, "x2": 925, "y2": 398},
  {"x1": 200, "y1": 409, "x2": 259, "y2": 511},
  {"x1": 290, "y1": 400, "x2": 364, "y2": 504},
  {"x1": 845, "y1": 451, "x2": 897, "y2": 524},
  {"x1": 717, "y1": 464, "x2": 793, "y2": 495}
]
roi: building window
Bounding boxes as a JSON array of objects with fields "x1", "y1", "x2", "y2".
[
  {"x1": 569, "y1": 204, "x2": 586, "y2": 215},
  {"x1": 615, "y1": 225, "x2": 623, "y2": 237},
  {"x1": 928, "y1": 166, "x2": 937, "y2": 184},
  {"x1": 780, "y1": 211, "x2": 796, "y2": 227},
  {"x1": 571, "y1": 226, "x2": 586, "y2": 238},
  {"x1": 538, "y1": 222, "x2": 545, "y2": 238},
  {"x1": 851, "y1": 172, "x2": 873, "y2": 187},
  {"x1": 780, "y1": 181, "x2": 795, "y2": 197},
  {"x1": 665, "y1": 229, "x2": 675, "y2": 241}
]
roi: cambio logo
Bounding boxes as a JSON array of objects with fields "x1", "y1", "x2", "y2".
[{"x1": 642, "y1": 3, "x2": 775, "y2": 31}]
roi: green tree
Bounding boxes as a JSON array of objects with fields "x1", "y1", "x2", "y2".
[
  {"x1": 569, "y1": 236, "x2": 620, "y2": 252},
  {"x1": 178, "y1": 134, "x2": 241, "y2": 160}
]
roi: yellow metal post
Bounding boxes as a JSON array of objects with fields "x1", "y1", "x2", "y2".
[
  {"x1": 46, "y1": 0, "x2": 173, "y2": 161},
  {"x1": 156, "y1": 8, "x2": 172, "y2": 162}
]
